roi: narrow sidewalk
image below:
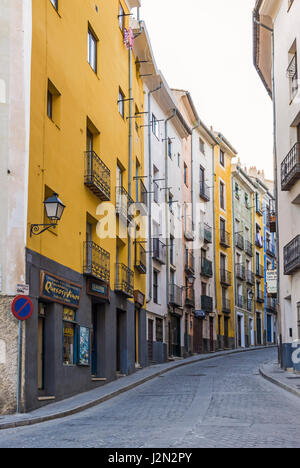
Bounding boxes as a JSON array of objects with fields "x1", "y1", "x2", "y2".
[
  {"x1": 0, "y1": 345, "x2": 275, "y2": 431},
  {"x1": 260, "y1": 359, "x2": 300, "y2": 398}
]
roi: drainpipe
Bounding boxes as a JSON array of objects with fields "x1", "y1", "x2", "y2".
[
  {"x1": 165, "y1": 110, "x2": 177, "y2": 309},
  {"x1": 147, "y1": 83, "x2": 162, "y2": 304}
]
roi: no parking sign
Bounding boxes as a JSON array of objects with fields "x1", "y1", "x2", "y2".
[{"x1": 11, "y1": 295, "x2": 33, "y2": 321}]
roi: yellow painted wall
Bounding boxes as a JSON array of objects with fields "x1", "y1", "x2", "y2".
[
  {"x1": 214, "y1": 145, "x2": 235, "y2": 341},
  {"x1": 27, "y1": 0, "x2": 145, "y2": 296},
  {"x1": 254, "y1": 192, "x2": 265, "y2": 336}
]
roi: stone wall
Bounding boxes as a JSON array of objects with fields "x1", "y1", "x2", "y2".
[{"x1": 0, "y1": 296, "x2": 19, "y2": 414}]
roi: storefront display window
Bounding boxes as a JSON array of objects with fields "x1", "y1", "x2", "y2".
[{"x1": 63, "y1": 308, "x2": 77, "y2": 365}]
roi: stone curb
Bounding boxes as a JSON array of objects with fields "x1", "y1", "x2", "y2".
[
  {"x1": 259, "y1": 365, "x2": 300, "y2": 399},
  {"x1": 0, "y1": 345, "x2": 276, "y2": 431}
]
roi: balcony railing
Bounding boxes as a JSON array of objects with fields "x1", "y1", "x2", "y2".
[
  {"x1": 152, "y1": 238, "x2": 166, "y2": 265},
  {"x1": 83, "y1": 241, "x2": 110, "y2": 284},
  {"x1": 200, "y1": 182, "x2": 210, "y2": 202},
  {"x1": 235, "y1": 233, "x2": 244, "y2": 250},
  {"x1": 84, "y1": 151, "x2": 111, "y2": 201},
  {"x1": 220, "y1": 230, "x2": 230, "y2": 248},
  {"x1": 201, "y1": 258, "x2": 213, "y2": 278},
  {"x1": 256, "y1": 199, "x2": 263, "y2": 216},
  {"x1": 281, "y1": 143, "x2": 300, "y2": 191},
  {"x1": 256, "y1": 290, "x2": 264, "y2": 303},
  {"x1": 284, "y1": 235, "x2": 300, "y2": 275},
  {"x1": 185, "y1": 287, "x2": 195, "y2": 307},
  {"x1": 236, "y1": 295, "x2": 245, "y2": 309},
  {"x1": 245, "y1": 240, "x2": 253, "y2": 257},
  {"x1": 236, "y1": 264, "x2": 246, "y2": 281},
  {"x1": 266, "y1": 297, "x2": 277, "y2": 313},
  {"x1": 134, "y1": 242, "x2": 147, "y2": 274},
  {"x1": 220, "y1": 269, "x2": 232, "y2": 286},
  {"x1": 247, "y1": 298, "x2": 253, "y2": 312},
  {"x1": 185, "y1": 251, "x2": 195, "y2": 275},
  {"x1": 139, "y1": 180, "x2": 148, "y2": 209},
  {"x1": 266, "y1": 242, "x2": 275, "y2": 257},
  {"x1": 256, "y1": 264, "x2": 264, "y2": 278},
  {"x1": 201, "y1": 295, "x2": 213, "y2": 313},
  {"x1": 246, "y1": 270, "x2": 255, "y2": 285},
  {"x1": 203, "y1": 224, "x2": 213, "y2": 244},
  {"x1": 116, "y1": 186, "x2": 134, "y2": 220},
  {"x1": 222, "y1": 299, "x2": 231, "y2": 314},
  {"x1": 115, "y1": 263, "x2": 134, "y2": 297},
  {"x1": 169, "y1": 284, "x2": 183, "y2": 307}
]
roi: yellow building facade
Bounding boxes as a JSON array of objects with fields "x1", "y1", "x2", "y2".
[
  {"x1": 214, "y1": 134, "x2": 237, "y2": 350},
  {"x1": 24, "y1": 0, "x2": 147, "y2": 412}
]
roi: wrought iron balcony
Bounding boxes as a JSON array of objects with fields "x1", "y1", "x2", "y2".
[
  {"x1": 220, "y1": 230, "x2": 230, "y2": 248},
  {"x1": 201, "y1": 295, "x2": 213, "y2": 313},
  {"x1": 247, "y1": 298, "x2": 253, "y2": 312},
  {"x1": 236, "y1": 264, "x2": 246, "y2": 281},
  {"x1": 266, "y1": 242, "x2": 275, "y2": 257},
  {"x1": 83, "y1": 241, "x2": 110, "y2": 284},
  {"x1": 235, "y1": 233, "x2": 244, "y2": 250},
  {"x1": 220, "y1": 269, "x2": 232, "y2": 287},
  {"x1": 185, "y1": 250, "x2": 195, "y2": 275},
  {"x1": 152, "y1": 238, "x2": 166, "y2": 265},
  {"x1": 256, "y1": 290, "x2": 264, "y2": 303},
  {"x1": 169, "y1": 284, "x2": 183, "y2": 308},
  {"x1": 236, "y1": 295, "x2": 245, "y2": 309},
  {"x1": 222, "y1": 299, "x2": 231, "y2": 314},
  {"x1": 200, "y1": 182, "x2": 210, "y2": 202},
  {"x1": 116, "y1": 186, "x2": 134, "y2": 220},
  {"x1": 201, "y1": 258, "x2": 213, "y2": 278},
  {"x1": 284, "y1": 235, "x2": 300, "y2": 275},
  {"x1": 134, "y1": 242, "x2": 147, "y2": 274},
  {"x1": 84, "y1": 151, "x2": 111, "y2": 201},
  {"x1": 256, "y1": 264, "x2": 264, "y2": 278},
  {"x1": 256, "y1": 199, "x2": 263, "y2": 216},
  {"x1": 281, "y1": 143, "x2": 300, "y2": 191},
  {"x1": 185, "y1": 287, "x2": 195, "y2": 307},
  {"x1": 245, "y1": 240, "x2": 253, "y2": 257},
  {"x1": 266, "y1": 297, "x2": 277, "y2": 313},
  {"x1": 203, "y1": 224, "x2": 212, "y2": 244},
  {"x1": 246, "y1": 270, "x2": 255, "y2": 285},
  {"x1": 184, "y1": 216, "x2": 194, "y2": 241},
  {"x1": 115, "y1": 263, "x2": 134, "y2": 297},
  {"x1": 139, "y1": 180, "x2": 148, "y2": 209}
]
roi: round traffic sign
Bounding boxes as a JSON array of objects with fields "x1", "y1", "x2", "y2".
[{"x1": 11, "y1": 296, "x2": 33, "y2": 321}]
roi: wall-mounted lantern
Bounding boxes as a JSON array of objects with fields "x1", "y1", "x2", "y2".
[{"x1": 30, "y1": 193, "x2": 65, "y2": 236}]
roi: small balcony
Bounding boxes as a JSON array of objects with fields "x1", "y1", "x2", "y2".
[
  {"x1": 84, "y1": 151, "x2": 111, "y2": 201},
  {"x1": 235, "y1": 233, "x2": 244, "y2": 251},
  {"x1": 256, "y1": 264, "x2": 264, "y2": 278},
  {"x1": 246, "y1": 270, "x2": 255, "y2": 285},
  {"x1": 115, "y1": 263, "x2": 134, "y2": 298},
  {"x1": 203, "y1": 224, "x2": 213, "y2": 244},
  {"x1": 220, "y1": 230, "x2": 230, "y2": 248},
  {"x1": 268, "y1": 213, "x2": 277, "y2": 233},
  {"x1": 139, "y1": 180, "x2": 148, "y2": 209},
  {"x1": 256, "y1": 199, "x2": 263, "y2": 216},
  {"x1": 185, "y1": 251, "x2": 195, "y2": 275},
  {"x1": 116, "y1": 186, "x2": 134, "y2": 220},
  {"x1": 220, "y1": 269, "x2": 232, "y2": 287},
  {"x1": 245, "y1": 240, "x2": 253, "y2": 257},
  {"x1": 201, "y1": 258, "x2": 213, "y2": 278},
  {"x1": 201, "y1": 295, "x2": 213, "y2": 313},
  {"x1": 236, "y1": 264, "x2": 246, "y2": 281},
  {"x1": 284, "y1": 235, "x2": 300, "y2": 275},
  {"x1": 222, "y1": 299, "x2": 231, "y2": 314},
  {"x1": 152, "y1": 238, "x2": 166, "y2": 265},
  {"x1": 255, "y1": 233, "x2": 263, "y2": 249},
  {"x1": 247, "y1": 298, "x2": 253, "y2": 312},
  {"x1": 266, "y1": 242, "x2": 275, "y2": 258},
  {"x1": 184, "y1": 216, "x2": 195, "y2": 241},
  {"x1": 134, "y1": 242, "x2": 147, "y2": 274},
  {"x1": 256, "y1": 290, "x2": 264, "y2": 304},
  {"x1": 266, "y1": 297, "x2": 277, "y2": 313},
  {"x1": 83, "y1": 241, "x2": 110, "y2": 284},
  {"x1": 169, "y1": 284, "x2": 183, "y2": 308},
  {"x1": 200, "y1": 182, "x2": 210, "y2": 202},
  {"x1": 281, "y1": 143, "x2": 300, "y2": 191},
  {"x1": 185, "y1": 287, "x2": 195, "y2": 307},
  {"x1": 236, "y1": 295, "x2": 245, "y2": 309}
]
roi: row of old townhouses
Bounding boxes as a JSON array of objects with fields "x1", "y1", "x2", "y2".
[
  {"x1": 253, "y1": 0, "x2": 300, "y2": 371},
  {"x1": 0, "y1": 0, "x2": 277, "y2": 415}
]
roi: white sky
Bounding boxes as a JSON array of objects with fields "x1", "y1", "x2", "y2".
[{"x1": 140, "y1": 0, "x2": 274, "y2": 179}]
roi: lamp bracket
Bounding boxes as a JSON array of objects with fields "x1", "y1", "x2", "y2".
[{"x1": 30, "y1": 223, "x2": 57, "y2": 237}]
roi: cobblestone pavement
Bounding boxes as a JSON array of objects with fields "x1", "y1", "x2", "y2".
[{"x1": 1, "y1": 348, "x2": 300, "y2": 448}]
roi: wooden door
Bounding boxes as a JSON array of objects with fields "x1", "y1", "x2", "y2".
[
  {"x1": 224, "y1": 317, "x2": 229, "y2": 349},
  {"x1": 193, "y1": 317, "x2": 203, "y2": 354},
  {"x1": 209, "y1": 317, "x2": 214, "y2": 352}
]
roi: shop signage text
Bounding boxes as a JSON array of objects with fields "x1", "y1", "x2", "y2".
[{"x1": 40, "y1": 272, "x2": 82, "y2": 308}]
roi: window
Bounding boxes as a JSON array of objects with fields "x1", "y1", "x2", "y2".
[
  {"x1": 199, "y1": 138, "x2": 205, "y2": 154},
  {"x1": 152, "y1": 114, "x2": 159, "y2": 138},
  {"x1": 88, "y1": 27, "x2": 98, "y2": 73},
  {"x1": 63, "y1": 308, "x2": 77, "y2": 366},
  {"x1": 178, "y1": 153, "x2": 181, "y2": 167},
  {"x1": 169, "y1": 191, "x2": 174, "y2": 214},
  {"x1": 184, "y1": 163, "x2": 188, "y2": 186},
  {"x1": 170, "y1": 236, "x2": 175, "y2": 265},
  {"x1": 153, "y1": 166, "x2": 159, "y2": 204},
  {"x1": 156, "y1": 318, "x2": 163, "y2": 342},
  {"x1": 47, "y1": 80, "x2": 61, "y2": 125},
  {"x1": 47, "y1": 90, "x2": 53, "y2": 119},
  {"x1": 220, "y1": 181, "x2": 225, "y2": 210},
  {"x1": 153, "y1": 270, "x2": 158, "y2": 304},
  {"x1": 168, "y1": 138, "x2": 173, "y2": 158},
  {"x1": 220, "y1": 149, "x2": 225, "y2": 167},
  {"x1": 118, "y1": 88, "x2": 125, "y2": 118},
  {"x1": 287, "y1": 41, "x2": 298, "y2": 101},
  {"x1": 245, "y1": 193, "x2": 249, "y2": 208},
  {"x1": 235, "y1": 183, "x2": 239, "y2": 199},
  {"x1": 50, "y1": 0, "x2": 58, "y2": 11},
  {"x1": 118, "y1": 3, "x2": 125, "y2": 31}
]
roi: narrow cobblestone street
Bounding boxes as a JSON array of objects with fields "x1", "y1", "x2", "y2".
[{"x1": 0, "y1": 348, "x2": 299, "y2": 448}]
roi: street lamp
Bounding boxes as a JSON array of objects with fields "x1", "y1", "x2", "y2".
[{"x1": 30, "y1": 193, "x2": 66, "y2": 236}]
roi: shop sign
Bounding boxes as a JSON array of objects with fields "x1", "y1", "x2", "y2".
[
  {"x1": 267, "y1": 270, "x2": 277, "y2": 295},
  {"x1": 16, "y1": 284, "x2": 30, "y2": 296},
  {"x1": 134, "y1": 290, "x2": 145, "y2": 307},
  {"x1": 87, "y1": 278, "x2": 109, "y2": 301},
  {"x1": 40, "y1": 271, "x2": 82, "y2": 308},
  {"x1": 78, "y1": 326, "x2": 90, "y2": 367}
]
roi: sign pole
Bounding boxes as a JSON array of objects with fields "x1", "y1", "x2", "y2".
[{"x1": 16, "y1": 320, "x2": 23, "y2": 414}]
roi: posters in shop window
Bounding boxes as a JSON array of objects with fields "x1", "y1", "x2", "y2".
[{"x1": 78, "y1": 326, "x2": 90, "y2": 366}]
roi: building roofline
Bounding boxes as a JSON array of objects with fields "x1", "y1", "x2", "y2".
[{"x1": 253, "y1": 0, "x2": 273, "y2": 98}]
